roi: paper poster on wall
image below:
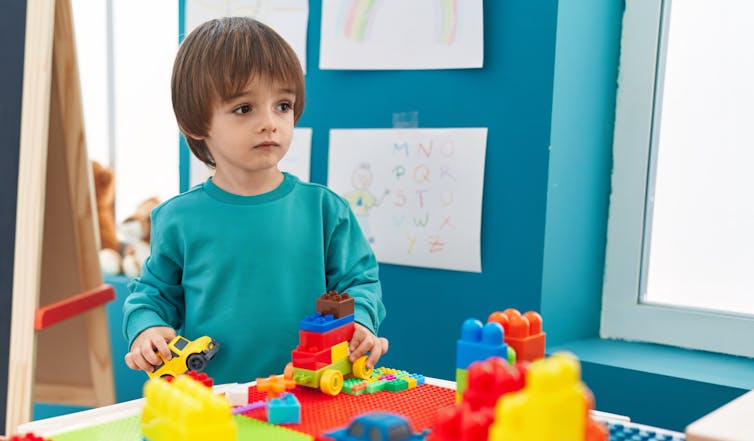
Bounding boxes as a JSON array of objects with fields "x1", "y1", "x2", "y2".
[
  {"x1": 319, "y1": 0, "x2": 484, "y2": 70},
  {"x1": 185, "y1": 0, "x2": 309, "y2": 72},
  {"x1": 328, "y1": 128, "x2": 487, "y2": 272},
  {"x1": 189, "y1": 127, "x2": 312, "y2": 188}
]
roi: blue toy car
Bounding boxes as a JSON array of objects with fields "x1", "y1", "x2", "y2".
[{"x1": 323, "y1": 412, "x2": 429, "y2": 441}]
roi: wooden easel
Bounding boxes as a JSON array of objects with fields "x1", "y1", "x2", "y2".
[{"x1": 4, "y1": 0, "x2": 116, "y2": 435}]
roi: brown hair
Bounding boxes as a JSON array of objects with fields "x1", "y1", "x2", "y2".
[{"x1": 172, "y1": 17, "x2": 305, "y2": 168}]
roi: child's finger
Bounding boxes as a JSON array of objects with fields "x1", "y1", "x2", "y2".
[
  {"x1": 124, "y1": 352, "x2": 137, "y2": 370},
  {"x1": 129, "y1": 351, "x2": 155, "y2": 372},
  {"x1": 379, "y1": 337, "x2": 389, "y2": 355},
  {"x1": 366, "y1": 343, "x2": 383, "y2": 369},
  {"x1": 349, "y1": 330, "x2": 365, "y2": 353},
  {"x1": 140, "y1": 341, "x2": 163, "y2": 366},
  {"x1": 153, "y1": 336, "x2": 172, "y2": 360},
  {"x1": 349, "y1": 337, "x2": 371, "y2": 362}
]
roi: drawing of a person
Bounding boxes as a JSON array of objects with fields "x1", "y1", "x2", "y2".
[{"x1": 343, "y1": 163, "x2": 388, "y2": 243}]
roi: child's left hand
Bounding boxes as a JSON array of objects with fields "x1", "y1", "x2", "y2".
[{"x1": 349, "y1": 323, "x2": 389, "y2": 369}]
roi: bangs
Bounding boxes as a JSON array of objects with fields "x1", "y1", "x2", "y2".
[{"x1": 207, "y1": 19, "x2": 303, "y2": 103}]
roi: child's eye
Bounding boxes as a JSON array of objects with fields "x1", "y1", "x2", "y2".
[
  {"x1": 233, "y1": 104, "x2": 251, "y2": 115},
  {"x1": 277, "y1": 101, "x2": 293, "y2": 112}
]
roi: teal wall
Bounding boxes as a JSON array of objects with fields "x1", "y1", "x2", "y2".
[{"x1": 178, "y1": 0, "x2": 560, "y2": 382}]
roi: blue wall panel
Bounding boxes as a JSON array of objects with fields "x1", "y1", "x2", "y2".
[{"x1": 178, "y1": 1, "x2": 559, "y2": 380}]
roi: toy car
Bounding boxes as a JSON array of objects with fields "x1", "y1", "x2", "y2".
[
  {"x1": 148, "y1": 335, "x2": 219, "y2": 379},
  {"x1": 323, "y1": 412, "x2": 429, "y2": 441}
]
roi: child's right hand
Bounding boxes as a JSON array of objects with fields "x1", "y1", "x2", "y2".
[{"x1": 124, "y1": 326, "x2": 176, "y2": 373}]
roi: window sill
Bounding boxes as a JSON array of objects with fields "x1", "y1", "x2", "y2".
[{"x1": 548, "y1": 338, "x2": 754, "y2": 391}]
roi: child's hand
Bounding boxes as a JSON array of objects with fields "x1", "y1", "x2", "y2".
[
  {"x1": 124, "y1": 326, "x2": 176, "y2": 373},
  {"x1": 349, "y1": 323, "x2": 389, "y2": 369}
]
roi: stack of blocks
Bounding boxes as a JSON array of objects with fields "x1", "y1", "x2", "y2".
[
  {"x1": 431, "y1": 357, "x2": 526, "y2": 441},
  {"x1": 488, "y1": 353, "x2": 608, "y2": 441},
  {"x1": 290, "y1": 291, "x2": 361, "y2": 395},
  {"x1": 141, "y1": 375, "x2": 236, "y2": 441},
  {"x1": 432, "y1": 353, "x2": 609, "y2": 441},
  {"x1": 455, "y1": 318, "x2": 516, "y2": 401}
]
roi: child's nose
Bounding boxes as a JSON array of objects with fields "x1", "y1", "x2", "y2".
[{"x1": 257, "y1": 108, "x2": 277, "y2": 133}]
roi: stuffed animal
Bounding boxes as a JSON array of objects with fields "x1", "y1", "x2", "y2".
[
  {"x1": 91, "y1": 160, "x2": 122, "y2": 275},
  {"x1": 95, "y1": 181, "x2": 160, "y2": 278},
  {"x1": 119, "y1": 197, "x2": 160, "y2": 278}
]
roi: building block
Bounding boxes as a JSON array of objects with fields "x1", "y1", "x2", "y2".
[
  {"x1": 455, "y1": 368, "x2": 468, "y2": 402},
  {"x1": 488, "y1": 352, "x2": 594, "y2": 441},
  {"x1": 141, "y1": 375, "x2": 236, "y2": 441},
  {"x1": 231, "y1": 399, "x2": 265, "y2": 415},
  {"x1": 463, "y1": 357, "x2": 526, "y2": 411},
  {"x1": 225, "y1": 383, "x2": 251, "y2": 406},
  {"x1": 186, "y1": 370, "x2": 213, "y2": 388},
  {"x1": 488, "y1": 309, "x2": 546, "y2": 362},
  {"x1": 292, "y1": 357, "x2": 352, "y2": 392},
  {"x1": 292, "y1": 344, "x2": 333, "y2": 370},
  {"x1": 298, "y1": 312, "x2": 354, "y2": 333},
  {"x1": 256, "y1": 374, "x2": 296, "y2": 399},
  {"x1": 267, "y1": 392, "x2": 302, "y2": 424},
  {"x1": 330, "y1": 341, "x2": 349, "y2": 362},
  {"x1": 456, "y1": 319, "x2": 508, "y2": 369},
  {"x1": 9, "y1": 433, "x2": 51, "y2": 441},
  {"x1": 298, "y1": 323, "x2": 355, "y2": 352},
  {"x1": 315, "y1": 290, "x2": 355, "y2": 318},
  {"x1": 430, "y1": 357, "x2": 526, "y2": 441}
]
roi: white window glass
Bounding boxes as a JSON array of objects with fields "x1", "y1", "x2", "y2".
[
  {"x1": 112, "y1": 0, "x2": 179, "y2": 221},
  {"x1": 601, "y1": 0, "x2": 754, "y2": 358},
  {"x1": 644, "y1": 0, "x2": 754, "y2": 316},
  {"x1": 71, "y1": 0, "x2": 109, "y2": 165}
]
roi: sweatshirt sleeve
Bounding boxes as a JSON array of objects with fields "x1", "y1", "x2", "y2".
[
  {"x1": 324, "y1": 196, "x2": 386, "y2": 335},
  {"x1": 122, "y1": 206, "x2": 185, "y2": 348}
]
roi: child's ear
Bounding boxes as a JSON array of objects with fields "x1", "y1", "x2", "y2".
[{"x1": 185, "y1": 132, "x2": 206, "y2": 141}]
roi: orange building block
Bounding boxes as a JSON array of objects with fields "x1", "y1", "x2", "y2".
[{"x1": 488, "y1": 309, "x2": 546, "y2": 362}]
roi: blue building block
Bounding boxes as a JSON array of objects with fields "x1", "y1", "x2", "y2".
[
  {"x1": 409, "y1": 373, "x2": 426, "y2": 385},
  {"x1": 267, "y1": 393, "x2": 301, "y2": 425},
  {"x1": 456, "y1": 319, "x2": 508, "y2": 369},
  {"x1": 299, "y1": 312, "x2": 354, "y2": 333},
  {"x1": 608, "y1": 422, "x2": 686, "y2": 441}
]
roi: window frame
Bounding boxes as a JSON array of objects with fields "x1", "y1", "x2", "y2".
[{"x1": 600, "y1": 0, "x2": 754, "y2": 358}]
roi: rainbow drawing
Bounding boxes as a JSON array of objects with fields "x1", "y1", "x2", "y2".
[
  {"x1": 342, "y1": 0, "x2": 380, "y2": 41},
  {"x1": 439, "y1": 0, "x2": 458, "y2": 45}
]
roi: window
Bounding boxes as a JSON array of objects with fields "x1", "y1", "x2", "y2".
[
  {"x1": 72, "y1": 0, "x2": 179, "y2": 222},
  {"x1": 347, "y1": 422, "x2": 365, "y2": 437},
  {"x1": 601, "y1": 0, "x2": 754, "y2": 357}
]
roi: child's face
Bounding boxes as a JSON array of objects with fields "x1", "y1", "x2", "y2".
[{"x1": 201, "y1": 76, "x2": 296, "y2": 177}]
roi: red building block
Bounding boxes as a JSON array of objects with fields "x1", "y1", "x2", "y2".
[
  {"x1": 463, "y1": 357, "x2": 526, "y2": 411},
  {"x1": 298, "y1": 322, "x2": 355, "y2": 351},
  {"x1": 186, "y1": 370, "x2": 214, "y2": 388},
  {"x1": 429, "y1": 357, "x2": 526, "y2": 441},
  {"x1": 488, "y1": 309, "x2": 546, "y2": 362},
  {"x1": 315, "y1": 291, "x2": 355, "y2": 318},
  {"x1": 291, "y1": 345, "x2": 334, "y2": 370},
  {"x1": 9, "y1": 433, "x2": 51, "y2": 441}
]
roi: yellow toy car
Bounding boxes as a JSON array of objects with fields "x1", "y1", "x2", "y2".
[{"x1": 148, "y1": 335, "x2": 219, "y2": 379}]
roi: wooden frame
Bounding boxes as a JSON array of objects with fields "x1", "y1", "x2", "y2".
[{"x1": 4, "y1": 0, "x2": 115, "y2": 435}]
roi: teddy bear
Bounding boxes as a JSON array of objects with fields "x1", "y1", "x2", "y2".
[
  {"x1": 118, "y1": 197, "x2": 160, "y2": 278},
  {"x1": 91, "y1": 160, "x2": 160, "y2": 278},
  {"x1": 98, "y1": 196, "x2": 160, "y2": 278},
  {"x1": 92, "y1": 160, "x2": 119, "y2": 264}
]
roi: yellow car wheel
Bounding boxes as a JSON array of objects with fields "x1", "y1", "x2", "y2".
[
  {"x1": 320, "y1": 369, "x2": 343, "y2": 395},
  {"x1": 352, "y1": 355, "x2": 373, "y2": 379}
]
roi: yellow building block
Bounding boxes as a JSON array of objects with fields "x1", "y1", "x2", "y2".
[
  {"x1": 142, "y1": 376, "x2": 236, "y2": 441},
  {"x1": 331, "y1": 341, "x2": 349, "y2": 362},
  {"x1": 488, "y1": 352, "x2": 587, "y2": 441}
]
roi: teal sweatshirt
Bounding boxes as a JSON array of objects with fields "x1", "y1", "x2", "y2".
[{"x1": 123, "y1": 173, "x2": 385, "y2": 384}]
